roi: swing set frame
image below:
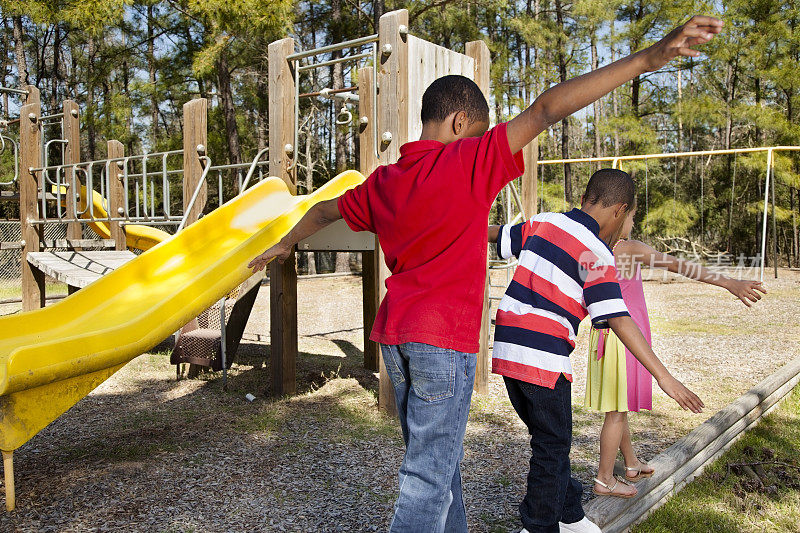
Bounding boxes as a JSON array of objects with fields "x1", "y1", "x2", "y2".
[{"x1": 534, "y1": 146, "x2": 800, "y2": 281}]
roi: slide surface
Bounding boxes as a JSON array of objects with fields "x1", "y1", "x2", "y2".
[
  {"x1": 0, "y1": 171, "x2": 365, "y2": 452},
  {"x1": 62, "y1": 185, "x2": 172, "y2": 251}
]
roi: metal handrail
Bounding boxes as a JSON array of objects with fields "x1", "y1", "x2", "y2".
[
  {"x1": 176, "y1": 156, "x2": 213, "y2": 233},
  {"x1": 287, "y1": 34, "x2": 378, "y2": 61},
  {"x1": 0, "y1": 134, "x2": 19, "y2": 186}
]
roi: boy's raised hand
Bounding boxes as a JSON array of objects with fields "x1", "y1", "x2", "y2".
[
  {"x1": 658, "y1": 374, "x2": 705, "y2": 414},
  {"x1": 643, "y1": 16, "x2": 724, "y2": 72},
  {"x1": 248, "y1": 242, "x2": 291, "y2": 273}
]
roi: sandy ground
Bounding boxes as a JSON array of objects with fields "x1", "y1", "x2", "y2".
[{"x1": 1, "y1": 268, "x2": 798, "y2": 532}]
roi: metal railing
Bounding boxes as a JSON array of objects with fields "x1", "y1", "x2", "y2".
[
  {"x1": 22, "y1": 146, "x2": 273, "y2": 242},
  {"x1": 289, "y1": 32, "x2": 385, "y2": 170},
  {"x1": 0, "y1": 134, "x2": 19, "y2": 187}
]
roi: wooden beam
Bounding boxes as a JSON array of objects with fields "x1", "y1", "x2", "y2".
[
  {"x1": 62, "y1": 100, "x2": 82, "y2": 245},
  {"x1": 182, "y1": 98, "x2": 208, "y2": 227},
  {"x1": 20, "y1": 85, "x2": 45, "y2": 311},
  {"x1": 586, "y1": 356, "x2": 800, "y2": 532},
  {"x1": 377, "y1": 10, "x2": 409, "y2": 166},
  {"x1": 357, "y1": 66, "x2": 382, "y2": 373},
  {"x1": 107, "y1": 140, "x2": 127, "y2": 250},
  {"x1": 268, "y1": 37, "x2": 298, "y2": 397},
  {"x1": 467, "y1": 40, "x2": 492, "y2": 395},
  {"x1": 521, "y1": 138, "x2": 539, "y2": 218},
  {"x1": 374, "y1": 9, "x2": 409, "y2": 416}
]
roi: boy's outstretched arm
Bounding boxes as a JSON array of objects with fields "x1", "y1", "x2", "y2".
[
  {"x1": 607, "y1": 315, "x2": 705, "y2": 413},
  {"x1": 248, "y1": 198, "x2": 341, "y2": 272},
  {"x1": 621, "y1": 240, "x2": 766, "y2": 307},
  {"x1": 506, "y1": 16, "x2": 723, "y2": 154}
]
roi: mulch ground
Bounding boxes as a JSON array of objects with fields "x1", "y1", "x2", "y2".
[{"x1": 1, "y1": 268, "x2": 798, "y2": 532}]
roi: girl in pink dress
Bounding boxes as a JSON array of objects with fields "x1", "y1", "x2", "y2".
[{"x1": 587, "y1": 207, "x2": 766, "y2": 498}]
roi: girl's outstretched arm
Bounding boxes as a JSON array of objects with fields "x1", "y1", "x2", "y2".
[{"x1": 618, "y1": 240, "x2": 766, "y2": 307}]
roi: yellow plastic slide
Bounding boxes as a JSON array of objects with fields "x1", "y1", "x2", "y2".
[
  {"x1": 0, "y1": 170, "x2": 364, "y2": 456},
  {"x1": 59, "y1": 185, "x2": 172, "y2": 251}
]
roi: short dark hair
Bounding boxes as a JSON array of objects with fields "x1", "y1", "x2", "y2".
[
  {"x1": 582, "y1": 169, "x2": 636, "y2": 210},
  {"x1": 421, "y1": 75, "x2": 489, "y2": 125}
]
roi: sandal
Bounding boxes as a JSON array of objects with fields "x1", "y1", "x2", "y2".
[
  {"x1": 592, "y1": 476, "x2": 637, "y2": 498},
  {"x1": 625, "y1": 463, "x2": 655, "y2": 482}
]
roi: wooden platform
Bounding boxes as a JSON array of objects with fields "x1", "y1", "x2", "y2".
[{"x1": 27, "y1": 251, "x2": 136, "y2": 288}]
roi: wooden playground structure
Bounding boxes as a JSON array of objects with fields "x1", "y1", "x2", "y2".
[
  {"x1": 0, "y1": 9, "x2": 539, "y2": 510},
  {"x1": 265, "y1": 9, "x2": 539, "y2": 412}
]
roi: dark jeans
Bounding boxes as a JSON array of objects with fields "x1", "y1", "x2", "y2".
[{"x1": 504, "y1": 375, "x2": 585, "y2": 533}]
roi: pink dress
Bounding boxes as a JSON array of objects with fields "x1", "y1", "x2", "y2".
[{"x1": 593, "y1": 262, "x2": 653, "y2": 412}]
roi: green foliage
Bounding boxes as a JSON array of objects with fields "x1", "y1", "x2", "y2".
[
  {"x1": 642, "y1": 198, "x2": 698, "y2": 236},
  {"x1": 1, "y1": 0, "x2": 799, "y2": 263}
]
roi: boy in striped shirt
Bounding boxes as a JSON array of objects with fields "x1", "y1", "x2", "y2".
[{"x1": 489, "y1": 169, "x2": 704, "y2": 533}]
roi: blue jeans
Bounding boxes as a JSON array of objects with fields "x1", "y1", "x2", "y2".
[{"x1": 381, "y1": 343, "x2": 476, "y2": 533}]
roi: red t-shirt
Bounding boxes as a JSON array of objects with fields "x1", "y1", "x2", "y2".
[{"x1": 337, "y1": 123, "x2": 524, "y2": 353}]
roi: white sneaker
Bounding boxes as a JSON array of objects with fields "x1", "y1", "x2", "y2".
[{"x1": 559, "y1": 516, "x2": 602, "y2": 533}]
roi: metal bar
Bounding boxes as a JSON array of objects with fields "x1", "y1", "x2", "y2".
[
  {"x1": 240, "y1": 147, "x2": 271, "y2": 190},
  {"x1": 760, "y1": 149, "x2": 772, "y2": 283},
  {"x1": 507, "y1": 181, "x2": 526, "y2": 221},
  {"x1": 176, "y1": 156, "x2": 212, "y2": 233},
  {"x1": 298, "y1": 52, "x2": 373, "y2": 72},
  {"x1": 537, "y1": 146, "x2": 800, "y2": 166},
  {"x1": 39, "y1": 112, "x2": 64, "y2": 121},
  {"x1": 0, "y1": 86, "x2": 30, "y2": 95},
  {"x1": 29, "y1": 217, "x2": 183, "y2": 225},
  {"x1": 299, "y1": 86, "x2": 358, "y2": 98},
  {"x1": 220, "y1": 297, "x2": 228, "y2": 390},
  {"x1": 208, "y1": 160, "x2": 269, "y2": 172},
  {"x1": 162, "y1": 152, "x2": 171, "y2": 218},
  {"x1": 287, "y1": 34, "x2": 378, "y2": 61},
  {"x1": 772, "y1": 155, "x2": 778, "y2": 280},
  {"x1": 0, "y1": 135, "x2": 19, "y2": 185}
]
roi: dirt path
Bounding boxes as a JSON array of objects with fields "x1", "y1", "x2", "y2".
[{"x1": 2, "y1": 269, "x2": 798, "y2": 532}]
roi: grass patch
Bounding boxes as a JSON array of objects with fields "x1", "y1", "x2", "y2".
[{"x1": 633, "y1": 385, "x2": 800, "y2": 533}]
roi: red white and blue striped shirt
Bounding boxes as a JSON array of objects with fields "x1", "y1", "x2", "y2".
[{"x1": 493, "y1": 208, "x2": 630, "y2": 388}]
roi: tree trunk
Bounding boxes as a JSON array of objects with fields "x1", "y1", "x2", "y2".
[
  {"x1": 373, "y1": 0, "x2": 384, "y2": 32},
  {"x1": 610, "y1": 24, "x2": 620, "y2": 157},
  {"x1": 12, "y1": 15, "x2": 28, "y2": 86},
  {"x1": 87, "y1": 35, "x2": 96, "y2": 160},
  {"x1": 50, "y1": 24, "x2": 60, "y2": 112},
  {"x1": 217, "y1": 51, "x2": 242, "y2": 177},
  {"x1": 1, "y1": 18, "x2": 9, "y2": 115},
  {"x1": 148, "y1": 4, "x2": 158, "y2": 145},
  {"x1": 792, "y1": 186, "x2": 798, "y2": 268}
]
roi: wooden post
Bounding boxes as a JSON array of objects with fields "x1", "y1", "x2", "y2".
[
  {"x1": 20, "y1": 86, "x2": 45, "y2": 311},
  {"x1": 182, "y1": 98, "x2": 208, "y2": 227},
  {"x1": 358, "y1": 66, "x2": 382, "y2": 373},
  {"x1": 62, "y1": 100, "x2": 82, "y2": 245},
  {"x1": 467, "y1": 40, "x2": 492, "y2": 395},
  {"x1": 377, "y1": 10, "x2": 409, "y2": 167},
  {"x1": 521, "y1": 138, "x2": 539, "y2": 218},
  {"x1": 2, "y1": 451, "x2": 13, "y2": 511},
  {"x1": 374, "y1": 10, "x2": 409, "y2": 415},
  {"x1": 268, "y1": 38, "x2": 298, "y2": 397},
  {"x1": 107, "y1": 140, "x2": 126, "y2": 250}
]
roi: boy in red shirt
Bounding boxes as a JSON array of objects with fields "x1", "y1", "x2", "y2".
[{"x1": 249, "y1": 15, "x2": 722, "y2": 532}]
